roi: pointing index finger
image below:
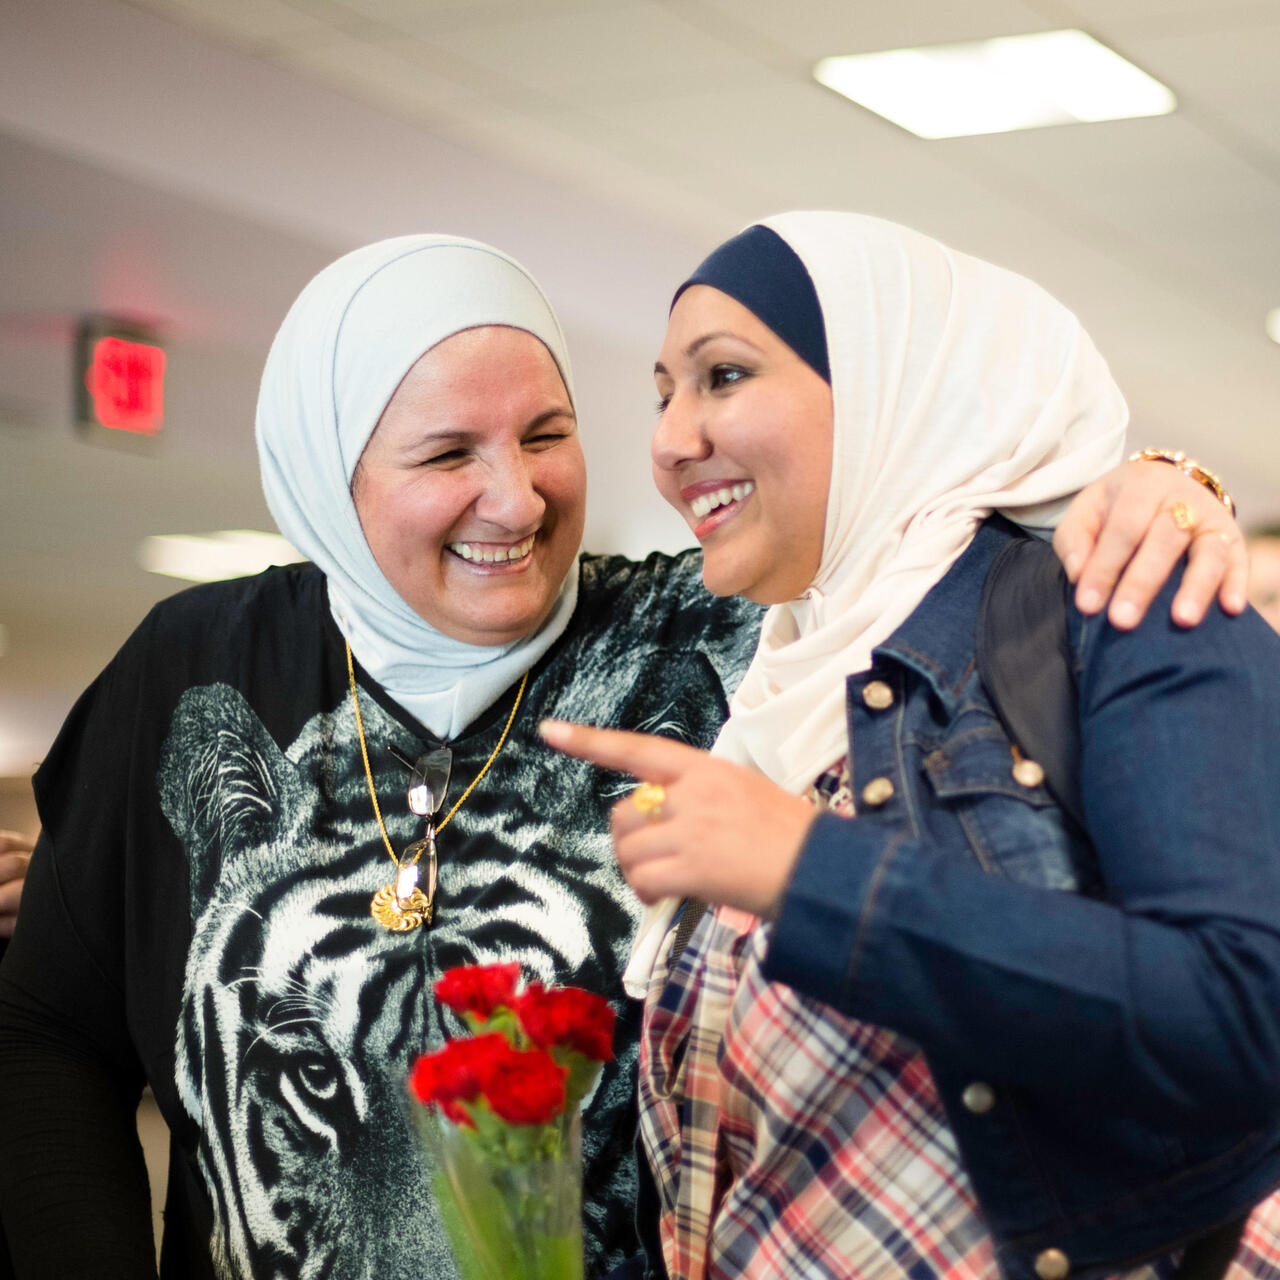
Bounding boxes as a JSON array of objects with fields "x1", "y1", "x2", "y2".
[{"x1": 538, "y1": 719, "x2": 697, "y2": 784}]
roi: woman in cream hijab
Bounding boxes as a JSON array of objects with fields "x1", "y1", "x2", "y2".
[{"x1": 545, "y1": 213, "x2": 1280, "y2": 1280}]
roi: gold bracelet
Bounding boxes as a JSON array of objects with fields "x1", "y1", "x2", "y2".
[{"x1": 1127, "y1": 448, "x2": 1235, "y2": 517}]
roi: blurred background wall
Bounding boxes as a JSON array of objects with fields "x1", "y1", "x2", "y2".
[{"x1": 3, "y1": 0, "x2": 1280, "y2": 808}]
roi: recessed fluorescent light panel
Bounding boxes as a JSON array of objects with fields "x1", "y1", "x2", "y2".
[
  {"x1": 138, "y1": 530, "x2": 305, "y2": 583},
  {"x1": 814, "y1": 29, "x2": 1176, "y2": 139}
]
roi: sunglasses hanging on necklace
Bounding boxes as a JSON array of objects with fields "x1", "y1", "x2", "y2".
[{"x1": 344, "y1": 637, "x2": 528, "y2": 932}]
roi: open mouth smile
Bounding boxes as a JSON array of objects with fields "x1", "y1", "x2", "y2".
[
  {"x1": 689, "y1": 482, "x2": 754, "y2": 520},
  {"x1": 446, "y1": 533, "x2": 536, "y2": 566},
  {"x1": 685, "y1": 481, "x2": 755, "y2": 539}
]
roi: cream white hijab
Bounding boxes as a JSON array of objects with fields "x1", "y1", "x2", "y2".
[
  {"x1": 716, "y1": 211, "x2": 1128, "y2": 792},
  {"x1": 625, "y1": 211, "x2": 1128, "y2": 996},
  {"x1": 256, "y1": 235, "x2": 580, "y2": 739}
]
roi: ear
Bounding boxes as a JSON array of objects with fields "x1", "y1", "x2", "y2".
[{"x1": 159, "y1": 684, "x2": 306, "y2": 908}]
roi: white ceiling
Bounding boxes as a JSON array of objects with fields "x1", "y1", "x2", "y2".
[{"x1": 2, "y1": 0, "x2": 1279, "y2": 774}]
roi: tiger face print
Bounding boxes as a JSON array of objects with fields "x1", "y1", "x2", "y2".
[{"x1": 159, "y1": 682, "x2": 635, "y2": 1279}]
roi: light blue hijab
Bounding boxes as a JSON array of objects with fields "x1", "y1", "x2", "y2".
[{"x1": 256, "y1": 235, "x2": 580, "y2": 738}]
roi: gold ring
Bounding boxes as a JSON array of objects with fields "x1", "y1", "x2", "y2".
[
  {"x1": 1169, "y1": 501, "x2": 1197, "y2": 534},
  {"x1": 632, "y1": 781, "x2": 667, "y2": 822}
]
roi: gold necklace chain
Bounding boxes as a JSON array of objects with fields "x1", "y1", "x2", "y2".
[{"x1": 345, "y1": 638, "x2": 528, "y2": 930}]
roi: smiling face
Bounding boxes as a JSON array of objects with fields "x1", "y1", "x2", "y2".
[
  {"x1": 651, "y1": 285, "x2": 834, "y2": 604},
  {"x1": 351, "y1": 325, "x2": 586, "y2": 646}
]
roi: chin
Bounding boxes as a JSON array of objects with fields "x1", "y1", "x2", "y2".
[{"x1": 459, "y1": 600, "x2": 563, "y2": 647}]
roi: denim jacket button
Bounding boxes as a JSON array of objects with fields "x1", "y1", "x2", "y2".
[
  {"x1": 1012, "y1": 757, "x2": 1046, "y2": 789},
  {"x1": 861, "y1": 777, "x2": 895, "y2": 807},
  {"x1": 961, "y1": 1082, "x2": 996, "y2": 1114},
  {"x1": 862, "y1": 680, "x2": 894, "y2": 710},
  {"x1": 1035, "y1": 1249, "x2": 1071, "y2": 1280}
]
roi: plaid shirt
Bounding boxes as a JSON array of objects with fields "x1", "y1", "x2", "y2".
[{"x1": 636, "y1": 760, "x2": 1280, "y2": 1280}]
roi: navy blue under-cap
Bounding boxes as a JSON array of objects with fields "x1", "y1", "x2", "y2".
[{"x1": 672, "y1": 225, "x2": 830, "y2": 384}]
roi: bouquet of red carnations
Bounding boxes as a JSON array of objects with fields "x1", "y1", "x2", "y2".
[{"x1": 409, "y1": 963, "x2": 615, "y2": 1280}]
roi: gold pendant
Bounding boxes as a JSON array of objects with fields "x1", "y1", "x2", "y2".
[
  {"x1": 371, "y1": 883, "x2": 432, "y2": 931},
  {"x1": 370, "y1": 836, "x2": 437, "y2": 932}
]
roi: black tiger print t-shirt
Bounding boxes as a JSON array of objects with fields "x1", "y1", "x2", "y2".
[{"x1": 0, "y1": 550, "x2": 759, "y2": 1280}]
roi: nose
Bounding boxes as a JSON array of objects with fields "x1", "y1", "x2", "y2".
[
  {"x1": 474, "y1": 446, "x2": 545, "y2": 532},
  {"x1": 650, "y1": 387, "x2": 711, "y2": 475}
]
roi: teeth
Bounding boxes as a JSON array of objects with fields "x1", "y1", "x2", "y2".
[
  {"x1": 449, "y1": 535, "x2": 535, "y2": 563},
  {"x1": 690, "y1": 482, "x2": 754, "y2": 519}
]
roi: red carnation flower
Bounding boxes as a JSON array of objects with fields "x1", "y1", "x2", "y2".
[
  {"x1": 516, "y1": 983, "x2": 615, "y2": 1063},
  {"x1": 434, "y1": 963, "x2": 521, "y2": 1020},
  {"x1": 482, "y1": 1043, "x2": 568, "y2": 1127},
  {"x1": 410, "y1": 1034, "x2": 568, "y2": 1128},
  {"x1": 409, "y1": 1033, "x2": 509, "y2": 1107}
]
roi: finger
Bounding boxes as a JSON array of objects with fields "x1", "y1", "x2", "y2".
[
  {"x1": 613, "y1": 836, "x2": 694, "y2": 904},
  {"x1": 0, "y1": 852, "x2": 30, "y2": 885},
  {"x1": 1171, "y1": 525, "x2": 1242, "y2": 625},
  {"x1": 1216, "y1": 529, "x2": 1250, "y2": 615},
  {"x1": 0, "y1": 876, "x2": 22, "y2": 917},
  {"x1": 1072, "y1": 501, "x2": 1163, "y2": 615},
  {"x1": 607, "y1": 818, "x2": 686, "y2": 901},
  {"x1": 624, "y1": 858, "x2": 688, "y2": 905},
  {"x1": 539, "y1": 719, "x2": 702, "y2": 783},
  {"x1": 1103, "y1": 507, "x2": 1193, "y2": 629},
  {"x1": 0, "y1": 830, "x2": 35, "y2": 856},
  {"x1": 611, "y1": 792, "x2": 664, "y2": 844},
  {"x1": 1053, "y1": 486, "x2": 1109, "y2": 583},
  {"x1": 614, "y1": 836, "x2": 671, "y2": 881}
]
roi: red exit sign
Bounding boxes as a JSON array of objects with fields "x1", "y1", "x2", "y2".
[{"x1": 75, "y1": 317, "x2": 166, "y2": 440}]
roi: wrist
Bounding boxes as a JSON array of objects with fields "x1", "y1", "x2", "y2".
[{"x1": 1127, "y1": 448, "x2": 1235, "y2": 515}]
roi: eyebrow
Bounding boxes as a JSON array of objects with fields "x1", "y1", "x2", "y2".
[
  {"x1": 410, "y1": 406, "x2": 575, "y2": 448},
  {"x1": 524, "y1": 407, "x2": 577, "y2": 431},
  {"x1": 653, "y1": 330, "x2": 766, "y2": 377}
]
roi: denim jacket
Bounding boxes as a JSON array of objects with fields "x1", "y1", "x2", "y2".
[{"x1": 765, "y1": 517, "x2": 1280, "y2": 1280}]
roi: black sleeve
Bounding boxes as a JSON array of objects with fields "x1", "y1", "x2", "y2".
[
  {"x1": 0, "y1": 609, "x2": 174, "y2": 1279},
  {"x1": 0, "y1": 831, "x2": 157, "y2": 1278}
]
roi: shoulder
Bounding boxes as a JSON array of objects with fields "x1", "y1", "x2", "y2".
[
  {"x1": 558, "y1": 549, "x2": 761, "y2": 699},
  {"x1": 74, "y1": 563, "x2": 329, "y2": 721},
  {"x1": 1072, "y1": 562, "x2": 1280, "y2": 676},
  {"x1": 144, "y1": 561, "x2": 323, "y2": 629},
  {"x1": 576, "y1": 549, "x2": 760, "y2": 639},
  {"x1": 139, "y1": 562, "x2": 325, "y2": 656},
  {"x1": 1069, "y1": 562, "x2": 1280, "y2": 727}
]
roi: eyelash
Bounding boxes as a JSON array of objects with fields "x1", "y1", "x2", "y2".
[
  {"x1": 423, "y1": 432, "x2": 567, "y2": 466},
  {"x1": 710, "y1": 364, "x2": 750, "y2": 390},
  {"x1": 654, "y1": 364, "x2": 750, "y2": 415}
]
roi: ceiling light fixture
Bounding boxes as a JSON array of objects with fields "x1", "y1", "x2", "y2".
[
  {"x1": 138, "y1": 531, "x2": 305, "y2": 583},
  {"x1": 1266, "y1": 308, "x2": 1280, "y2": 346},
  {"x1": 814, "y1": 29, "x2": 1176, "y2": 139}
]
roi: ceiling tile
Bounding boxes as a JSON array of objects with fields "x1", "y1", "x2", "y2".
[
  {"x1": 1059, "y1": 0, "x2": 1275, "y2": 27},
  {"x1": 948, "y1": 111, "x2": 1280, "y2": 324},
  {"x1": 685, "y1": 0, "x2": 1050, "y2": 62},
  {"x1": 406, "y1": 2, "x2": 770, "y2": 100},
  {"x1": 122, "y1": 0, "x2": 341, "y2": 48},
  {"x1": 1120, "y1": 17, "x2": 1280, "y2": 164},
  {"x1": 271, "y1": 29, "x2": 490, "y2": 118},
  {"x1": 330, "y1": 0, "x2": 601, "y2": 34}
]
